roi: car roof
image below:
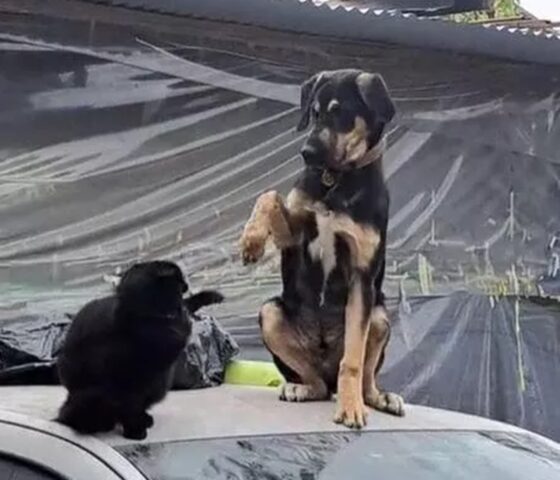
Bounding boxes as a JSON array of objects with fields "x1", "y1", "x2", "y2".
[{"x1": 0, "y1": 385, "x2": 545, "y2": 447}]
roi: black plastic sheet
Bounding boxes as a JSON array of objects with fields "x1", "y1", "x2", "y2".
[
  {"x1": 173, "y1": 313, "x2": 239, "y2": 390},
  {"x1": 0, "y1": 311, "x2": 239, "y2": 389},
  {"x1": 381, "y1": 293, "x2": 560, "y2": 441},
  {"x1": 0, "y1": 3, "x2": 560, "y2": 440}
]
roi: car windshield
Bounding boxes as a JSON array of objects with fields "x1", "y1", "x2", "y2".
[{"x1": 116, "y1": 430, "x2": 560, "y2": 480}]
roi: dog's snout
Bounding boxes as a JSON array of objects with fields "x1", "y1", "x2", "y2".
[{"x1": 301, "y1": 144, "x2": 319, "y2": 163}]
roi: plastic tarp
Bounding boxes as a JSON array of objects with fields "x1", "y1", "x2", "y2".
[
  {"x1": 0, "y1": 4, "x2": 559, "y2": 439},
  {"x1": 0, "y1": 309, "x2": 239, "y2": 390}
]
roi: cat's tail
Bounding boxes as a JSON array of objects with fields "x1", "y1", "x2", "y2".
[{"x1": 184, "y1": 290, "x2": 224, "y2": 314}]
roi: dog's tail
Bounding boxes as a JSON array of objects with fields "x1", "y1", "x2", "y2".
[{"x1": 184, "y1": 290, "x2": 224, "y2": 314}]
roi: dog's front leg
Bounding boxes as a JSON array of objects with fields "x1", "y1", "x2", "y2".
[
  {"x1": 239, "y1": 189, "x2": 309, "y2": 264},
  {"x1": 363, "y1": 306, "x2": 405, "y2": 417},
  {"x1": 327, "y1": 216, "x2": 381, "y2": 429},
  {"x1": 334, "y1": 275, "x2": 370, "y2": 429},
  {"x1": 239, "y1": 191, "x2": 290, "y2": 264}
]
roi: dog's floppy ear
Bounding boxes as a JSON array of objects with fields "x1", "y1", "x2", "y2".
[
  {"x1": 297, "y1": 72, "x2": 331, "y2": 131},
  {"x1": 356, "y1": 73, "x2": 395, "y2": 124}
]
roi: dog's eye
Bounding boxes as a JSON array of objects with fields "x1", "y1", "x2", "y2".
[
  {"x1": 329, "y1": 103, "x2": 340, "y2": 115},
  {"x1": 311, "y1": 107, "x2": 320, "y2": 120},
  {"x1": 334, "y1": 107, "x2": 353, "y2": 130}
]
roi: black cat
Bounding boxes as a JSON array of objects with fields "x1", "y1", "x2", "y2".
[{"x1": 57, "y1": 260, "x2": 222, "y2": 440}]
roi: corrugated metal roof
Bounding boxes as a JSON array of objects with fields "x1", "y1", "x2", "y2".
[
  {"x1": 42, "y1": 1, "x2": 560, "y2": 64},
  {"x1": 318, "y1": 0, "x2": 560, "y2": 39},
  {"x1": 317, "y1": 0, "x2": 490, "y2": 16}
]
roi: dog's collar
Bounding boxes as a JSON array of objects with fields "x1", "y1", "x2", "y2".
[
  {"x1": 320, "y1": 169, "x2": 337, "y2": 187},
  {"x1": 352, "y1": 136, "x2": 387, "y2": 169},
  {"x1": 319, "y1": 136, "x2": 386, "y2": 187}
]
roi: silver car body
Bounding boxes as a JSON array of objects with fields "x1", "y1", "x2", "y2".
[{"x1": 0, "y1": 385, "x2": 558, "y2": 479}]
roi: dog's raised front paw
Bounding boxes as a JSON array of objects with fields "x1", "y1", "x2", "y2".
[
  {"x1": 239, "y1": 191, "x2": 292, "y2": 263},
  {"x1": 365, "y1": 390, "x2": 405, "y2": 417},
  {"x1": 239, "y1": 225, "x2": 268, "y2": 264}
]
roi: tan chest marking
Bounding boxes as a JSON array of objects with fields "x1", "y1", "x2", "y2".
[
  {"x1": 329, "y1": 214, "x2": 381, "y2": 270},
  {"x1": 287, "y1": 188, "x2": 381, "y2": 271},
  {"x1": 316, "y1": 211, "x2": 381, "y2": 270},
  {"x1": 308, "y1": 212, "x2": 338, "y2": 289},
  {"x1": 308, "y1": 207, "x2": 381, "y2": 305}
]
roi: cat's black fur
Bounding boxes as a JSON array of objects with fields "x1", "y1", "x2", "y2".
[{"x1": 56, "y1": 260, "x2": 222, "y2": 439}]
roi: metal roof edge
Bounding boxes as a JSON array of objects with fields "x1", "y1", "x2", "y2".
[{"x1": 79, "y1": 0, "x2": 560, "y2": 65}]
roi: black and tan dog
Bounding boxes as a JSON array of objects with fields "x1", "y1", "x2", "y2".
[{"x1": 239, "y1": 69, "x2": 404, "y2": 429}]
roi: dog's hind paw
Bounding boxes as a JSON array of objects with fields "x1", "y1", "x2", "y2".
[
  {"x1": 365, "y1": 391, "x2": 405, "y2": 417},
  {"x1": 279, "y1": 383, "x2": 328, "y2": 402}
]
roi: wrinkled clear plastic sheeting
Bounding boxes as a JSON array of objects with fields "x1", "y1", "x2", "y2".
[{"x1": 1, "y1": 7, "x2": 560, "y2": 439}]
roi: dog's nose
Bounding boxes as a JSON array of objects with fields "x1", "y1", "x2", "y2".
[{"x1": 301, "y1": 144, "x2": 318, "y2": 163}]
